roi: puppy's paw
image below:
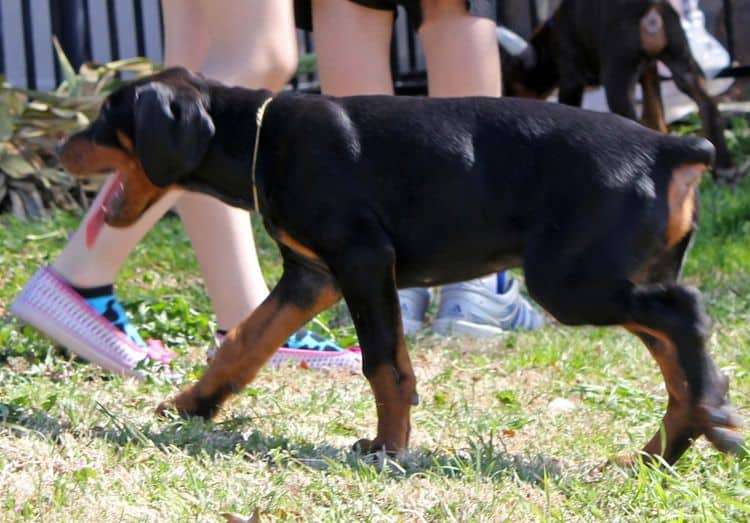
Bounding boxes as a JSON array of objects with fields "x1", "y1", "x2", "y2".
[
  {"x1": 702, "y1": 403, "x2": 744, "y2": 455},
  {"x1": 604, "y1": 451, "x2": 664, "y2": 473},
  {"x1": 155, "y1": 399, "x2": 174, "y2": 417},
  {"x1": 706, "y1": 426, "x2": 745, "y2": 455},
  {"x1": 352, "y1": 437, "x2": 401, "y2": 457},
  {"x1": 352, "y1": 438, "x2": 376, "y2": 454},
  {"x1": 698, "y1": 402, "x2": 744, "y2": 455},
  {"x1": 155, "y1": 396, "x2": 190, "y2": 418},
  {"x1": 605, "y1": 452, "x2": 640, "y2": 470},
  {"x1": 155, "y1": 390, "x2": 207, "y2": 418}
]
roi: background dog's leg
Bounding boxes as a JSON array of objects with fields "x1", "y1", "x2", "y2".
[
  {"x1": 660, "y1": 51, "x2": 734, "y2": 177},
  {"x1": 555, "y1": 47, "x2": 586, "y2": 107},
  {"x1": 159, "y1": 258, "x2": 341, "y2": 418},
  {"x1": 558, "y1": 80, "x2": 585, "y2": 107},
  {"x1": 602, "y1": 61, "x2": 641, "y2": 121},
  {"x1": 333, "y1": 242, "x2": 417, "y2": 454},
  {"x1": 640, "y1": 61, "x2": 668, "y2": 132}
]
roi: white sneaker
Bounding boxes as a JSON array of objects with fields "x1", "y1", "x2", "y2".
[
  {"x1": 398, "y1": 288, "x2": 430, "y2": 335},
  {"x1": 433, "y1": 275, "x2": 544, "y2": 337},
  {"x1": 681, "y1": 5, "x2": 730, "y2": 78}
]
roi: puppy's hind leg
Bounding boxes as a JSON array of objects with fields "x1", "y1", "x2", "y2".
[
  {"x1": 523, "y1": 242, "x2": 743, "y2": 465},
  {"x1": 158, "y1": 255, "x2": 341, "y2": 419},
  {"x1": 624, "y1": 283, "x2": 743, "y2": 463}
]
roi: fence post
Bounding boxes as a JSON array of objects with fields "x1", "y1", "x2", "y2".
[{"x1": 49, "y1": 0, "x2": 88, "y2": 71}]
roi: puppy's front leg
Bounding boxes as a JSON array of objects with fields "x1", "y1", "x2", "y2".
[
  {"x1": 335, "y1": 244, "x2": 417, "y2": 454},
  {"x1": 158, "y1": 258, "x2": 341, "y2": 419}
]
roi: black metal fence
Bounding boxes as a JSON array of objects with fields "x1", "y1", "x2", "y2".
[
  {"x1": 0, "y1": 0, "x2": 744, "y2": 93},
  {"x1": 1, "y1": 0, "x2": 163, "y2": 90}
]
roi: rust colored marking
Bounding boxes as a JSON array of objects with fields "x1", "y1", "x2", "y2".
[
  {"x1": 510, "y1": 81, "x2": 549, "y2": 100},
  {"x1": 165, "y1": 285, "x2": 341, "y2": 418},
  {"x1": 59, "y1": 132, "x2": 170, "y2": 227},
  {"x1": 357, "y1": 333, "x2": 418, "y2": 453},
  {"x1": 623, "y1": 323, "x2": 697, "y2": 462},
  {"x1": 640, "y1": 63, "x2": 668, "y2": 133},
  {"x1": 60, "y1": 133, "x2": 133, "y2": 174},
  {"x1": 360, "y1": 363, "x2": 415, "y2": 452},
  {"x1": 623, "y1": 322, "x2": 668, "y2": 342},
  {"x1": 666, "y1": 163, "x2": 703, "y2": 248},
  {"x1": 278, "y1": 230, "x2": 320, "y2": 260},
  {"x1": 640, "y1": 7, "x2": 667, "y2": 56},
  {"x1": 116, "y1": 130, "x2": 135, "y2": 154}
]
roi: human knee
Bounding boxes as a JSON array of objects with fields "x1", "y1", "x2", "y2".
[
  {"x1": 420, "y1": 0, "x2": 467, "y2": 21},
  {"x1": 203, "y1": 37, "x2": 298, "y2": 90},
  {"x1": 258, "y1": 42, "x2": 299, "y2": 87},
  {"x1": 235, "y1": 44, "x2": 299, "y2": 90}
]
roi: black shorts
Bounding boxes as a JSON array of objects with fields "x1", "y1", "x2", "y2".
[{"x1": 294, "y1": 0, "x2": 499, "y2": 31}]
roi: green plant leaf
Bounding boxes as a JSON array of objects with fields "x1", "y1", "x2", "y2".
[
  {"x1": 0, "y1": 150, "x2": 36, "y2": 178},
  {"x1": 52, "y1": 36, "x2": 80, "y2": 95},
  {"x1": 0, "y1": 102, "x2": 12, "y2": 141}
]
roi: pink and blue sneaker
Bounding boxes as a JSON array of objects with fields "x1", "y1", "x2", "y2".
[
  {"x1": 210, "y1": 328, "x2": 361, "y2": 372},
  {"x1": 13, "y1": 267, "x2": 360, "y2": 377},
  {"x1": 11, "y1": 267, "x2": 176, "y2": 379}
]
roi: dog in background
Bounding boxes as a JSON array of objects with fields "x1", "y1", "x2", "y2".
[{"x1": 498, "y1": 0, "x2": 736, "y2": 179}]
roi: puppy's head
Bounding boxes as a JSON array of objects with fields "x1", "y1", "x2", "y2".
[{"x1": 59, "y1": 67, "x2": 215, "y2": 226}]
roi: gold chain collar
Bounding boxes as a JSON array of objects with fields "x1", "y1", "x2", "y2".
[{"x1": 251, "y1": 97, "x2": 273, "y2": 212}]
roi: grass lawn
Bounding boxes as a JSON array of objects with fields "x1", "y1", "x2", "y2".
[{"x1": 2, "y1": 124, "x2": 750, "y2": 521}]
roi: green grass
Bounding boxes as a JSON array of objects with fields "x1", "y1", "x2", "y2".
[{"x1": 2, "y1": 134, "x2": 750, "y2": 521}]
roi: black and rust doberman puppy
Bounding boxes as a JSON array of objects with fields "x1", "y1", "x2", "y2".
[
  {"x1": 59, "y1": 67, "x2": 743, "y2": 465},
  {"x1": 500, "y1": 0, "x2": 736, "y2": 179}
]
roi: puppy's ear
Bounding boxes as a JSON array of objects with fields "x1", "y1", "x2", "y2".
[{"x1": 133, "y1": 83, "x2": 215, "y2": 187}]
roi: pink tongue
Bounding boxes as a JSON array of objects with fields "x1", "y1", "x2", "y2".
[{"x1": 85, "y1": 171, "x2": 123, "y2": 248}]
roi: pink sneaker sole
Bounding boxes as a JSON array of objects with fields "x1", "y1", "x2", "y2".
[
  {"x1": 208, "y1": 334, "x2": 361, "y2": 372},
  {"x1": 267, "y1": 346, "x2": 361, "y2": 371},
  {"x1": 11, "y1": 267, "x2": 151, "y2": 379}
]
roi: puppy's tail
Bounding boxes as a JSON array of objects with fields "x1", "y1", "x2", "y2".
[
  {"x1": 661, "y1": 135, "x2": 716, "y2": 169},
  {"x1": 660, "y1": 136, "x2": 712, "y2": 248},
  {"x1": 640, "y1": 5, "x2": 667, "y2": 56}
]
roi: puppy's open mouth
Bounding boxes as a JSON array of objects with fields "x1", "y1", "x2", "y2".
[{"x1": 85, "y1": 170, "x2": 125, "y2": 248}]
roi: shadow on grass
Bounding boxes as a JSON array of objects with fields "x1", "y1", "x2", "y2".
[
  {"x1": 1, "y1": 400, "x2": 340, "y2": 461},
  {"x1": 2, "y1": 400, "x2": 564, "y2": 486},
  {"x1": 394, "y1": 439, "x2": 565, "y2": 486}
]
